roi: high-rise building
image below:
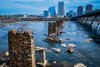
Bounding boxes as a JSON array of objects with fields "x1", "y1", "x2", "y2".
[
  {"x1": 77, "y1": 6, "x2": 83, "y2": 16},
  {"x1": 85, "y1": 4, "x2": 93, "y2": 14},
  {"x1": 58, "y1": 1, "x2": 64, "y2": 17},
  {"x1": 49, "y1": 6, "x2": 56, "y2": 17},
  {"x1": 66, "y1": 10, "x2": 76, "y2": 17},
  {"x1": 72, "y1": 12, "x2": 76, "y2": 17},
  {"x1": 43, "y1": 11, "x2": 49, "y2": 17},
  {"x1": 66, "y1": 10, "x2": 73, "y2": 17}
]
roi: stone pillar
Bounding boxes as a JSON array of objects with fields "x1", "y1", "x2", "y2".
[
  {"x1": 48, "y1": 22, "x2": 57, "y2": 36},
  {"x1": 8, "y1": 30, "x2": 36, "y2": 67},
  {"x1": 48, "y1": 22, "x2": 52, "y2": 35},
  {"x1": 39, "y1": 50, "x2": 46, "y2": 63},
  {"x1": 37, "y1": 49, "x2": 47, "y2": 66}
]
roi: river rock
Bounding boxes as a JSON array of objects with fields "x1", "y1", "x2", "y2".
[
  {"x1": 65, "y1": 47, "x2": 74, "y2": 54},
  {"x1": 60, "y1": 43, "x2": 67, "y2": 48},
  {"x1": 57, "y1": 38, "x2": 63, "y2": 43},
  {"x1": 4, "y1": 51, "x2": 9, "y2": 56},
  {"x1": 68, "y1": 44, "x2": 76, "y2": 48},
  {"x1": 74, "y1": 63, "x2": 87, "y2": 67},
  {"x1": 52, "y1": 48, "x2": 61, "y2": 53},
  {"x1": 85, "y1": 38, "x2": 93, "y2": 43},
  {"x1": 53, "y1": 61, "x2": 56, "y2": 64},
  {"x1": 66, "y1": 38, "x2": 70, "y2": 40}
]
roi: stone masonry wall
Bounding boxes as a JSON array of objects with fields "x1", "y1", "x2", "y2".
[{"x1": 8, "y1": 30, "x2": 36, "y2": 67}]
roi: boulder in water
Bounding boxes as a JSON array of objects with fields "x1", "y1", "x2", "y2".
[
  {"x1": 68, "y1": 44, "x2": 76, "y2": 48},
  {"x1": 74, "y1": 63, "x2": 87, "y2": 67},
  {"x1": 60, "y1": 43, "x2": 67, "y2": 48}
]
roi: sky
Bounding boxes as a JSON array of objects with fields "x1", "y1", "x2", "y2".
[{"x1": 0, "y1": 0, "x2": 100, "y2": 15}]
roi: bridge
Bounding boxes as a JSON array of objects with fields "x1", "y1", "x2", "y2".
[
  {"x1": 71, "y1": 9, "x2": 100, "y2": 42},
  {"x1": 71, "y1": 9, "x2": 100, "y2": 24}
]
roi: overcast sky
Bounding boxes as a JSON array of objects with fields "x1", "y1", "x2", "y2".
[{"x1": 0, "y1": 0, "x2": 100, "y2": 15}]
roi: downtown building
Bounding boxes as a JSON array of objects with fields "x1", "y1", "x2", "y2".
[
  {"x1": 43, "y1": 11, "x2": 49, "y2": 17},
  {"x1": 49, "y1": 6, "x2": 56, "y2": 17},
  {"x1": 66, "y1": 10, "x2": 76, "y2": 17},
  {"x1": 77, "y1": 6, "x2": 83, "y2": 16},
  {"x1": 85, "y1": 4, "x2": 93, "y2": 14},
  {"x1": 72, "y1": 12, "x2": 76, "y2": 17},
  {"x1": 66, "y1": 10, "x2": 73, "y2": 17},
  {"x1": 58, "y1": 1, "x2": 64, "y2": 17}
]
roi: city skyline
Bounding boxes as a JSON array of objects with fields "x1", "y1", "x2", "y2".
[{"x1": 0, "y1": 0, "x2": 100, "y2": 15}]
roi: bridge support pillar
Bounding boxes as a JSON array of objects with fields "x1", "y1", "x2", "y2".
[
  {"x1": 48, "y1": 22, "x2": 57, "y2": 36},
  {"x1": 8, "y1": 30, "x2": 36, "y2": 67},
  {"x1": 36, "y1": 48, "x2": 47, "y2": 67}
]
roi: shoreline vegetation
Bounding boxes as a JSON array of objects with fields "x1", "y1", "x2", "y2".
[{"x1": 0, "y1": 15, "x2": 70, "y2": 22}]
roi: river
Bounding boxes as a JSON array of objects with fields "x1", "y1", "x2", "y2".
[{"x1": 0, "y1": 21, "x2": 100, "y2": 67}]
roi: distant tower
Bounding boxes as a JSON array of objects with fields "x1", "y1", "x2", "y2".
[
  {"x1": 43, "y1": 11, "x2": 49, "y2": 17},
  {"x1": 77, "y1": 6, "x2": 83, "y2": 16},
  {"x1": 49, "y1": 6, "x2": 56, "y2": 17},
  {"x1": 66, "y1": 10, "x2": 73, "y2": 17},
  {"x1": 58, "y1": 1, "x2": 64, "y2": 17},
  {"x1": 72, "y1": 12, "x2": 76, "y2": 17},
  {"x1": 85, "y1": 4, "x2": 93, "y2": 14},
  {"x1": 8, "y1": 30, "x2": 36, "y2": 67}
]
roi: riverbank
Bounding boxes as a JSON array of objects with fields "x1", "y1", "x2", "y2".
[{"x1": 0, "y1": 17, "x2": 70, "y2": 22}]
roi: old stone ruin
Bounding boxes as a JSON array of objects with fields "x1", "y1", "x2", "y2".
[
  {"x1": 8, "y1": 30, "x2": 36, "y2": 67},
  {"x1": 45, "y1": 19, "x2": 64, "y2": 43},
  {"x1": 0, "y1": 30, "x2": 49, "y2": 67}
]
